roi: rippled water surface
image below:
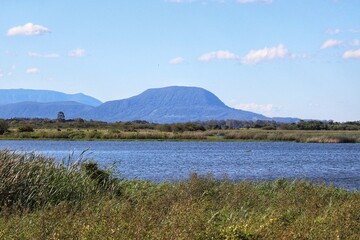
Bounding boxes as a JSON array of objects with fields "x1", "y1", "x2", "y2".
[{"x1": 1, "y1": 140, "x2": 359, "y2": 190}]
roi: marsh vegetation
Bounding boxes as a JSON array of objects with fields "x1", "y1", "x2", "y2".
[
  {"x1": 0, "y1": 118, "x2": 360, "y2": 143},
  {"x1": 0, "y1": 150, "x2": 359, "y2": 239}
]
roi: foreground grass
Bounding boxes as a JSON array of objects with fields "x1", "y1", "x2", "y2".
[
  {"x1": 0, "y1": 150, "x2": 359, "y2": 239},
  {"x1": 1, "y1": 128, "x2": 360, "y2": 143}
]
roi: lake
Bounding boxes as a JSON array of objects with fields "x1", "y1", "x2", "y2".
[{"x1": 0, "y1": 140, "x2": 359, "y2": 190}]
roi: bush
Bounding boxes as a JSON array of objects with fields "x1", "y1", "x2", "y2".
[
  {"x1": 81, "y1": 162, "x2": 112, "y2": 187},
  {"x1": 0, "y1": 120, "x2": 9, "y2": 135},
  {"x1": 18, "y1": 125, "x2": 34, "y2": 132}
]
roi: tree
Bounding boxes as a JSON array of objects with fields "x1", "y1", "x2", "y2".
[{"x1": 57, "y1": 112, "x2": 65, "y2": 122}]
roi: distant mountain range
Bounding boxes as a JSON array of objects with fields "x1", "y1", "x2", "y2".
[
  {"x1": 0, "y1": 101, "x2": 94, "y2": 119},
  {"x1": 0, "y1": 89, "x2": 102, "y2": 106},
  {"x1": 0, "y1": 87, "x2": 299, "y2": 123}
]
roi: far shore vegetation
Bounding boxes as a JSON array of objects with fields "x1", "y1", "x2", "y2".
[
  {"x1": 0, "y1": 150, "x2": 359, "y2": 239},
  {"x1": 0, "y1": 118, "x2": 360, "y2": 143}
]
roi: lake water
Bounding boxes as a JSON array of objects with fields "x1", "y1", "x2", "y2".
[{"x1": 0, "y1": 140, "x2": 359, "y2": 190}]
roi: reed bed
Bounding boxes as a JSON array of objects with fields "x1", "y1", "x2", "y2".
[
  {"x1": 222, "y1": 130, "x2": 359, "y2": 143},
  {"x1": 0, "y1": 150, "x2": 359, "y2": 239},
  {"x1": 0, "y1": 150, "x2": 116, "y2": 211},
  {"x1": 2, "y1": 128, "x2": 360, "y2": 143}
]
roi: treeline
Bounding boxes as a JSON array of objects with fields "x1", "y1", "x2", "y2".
[
  {"x1": 0, "y1": 118, "x2": 206, "y2": 135},
  {"x1": 286, "y1": 120, "x2": 360, "y2": 131},
  {"x1": 1, "y1": 118, "x2": 360, "y2": 135},
  {"x1": 197, "y1": 119, "x2": 360, "y2": 131}
]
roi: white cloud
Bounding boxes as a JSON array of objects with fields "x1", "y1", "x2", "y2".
[
  {"x1": 349, "y1": 29, "x2": 360, "y2": 33},
  {"x1": 325, "y1": 28, "x2": 341, "y2": 35},
  {"x1": 26, "y1": 68, "x2": 40, "y2": 74},
  {"x1": 320, "y1": 39, "x2": 343, "y2": 49},
  {"x1": 308, "y1": 103, "x2": 320, "y2": 108},
  {"x1": 351, "y1": 39, "x2": 360, "y2": 46},
  {"x1": 28, "y1": 52, "x2": 60, "y2": 58},
  {"x1": 0, "y1": 66, "x2": 17, "y2": 78},
  {"x1": 199, "y1": 50, "x2": 238, "y2": 62},
  {"x1": 169, "y1": 57, "x2": 185, "y2": 65},
  {"x1": 241, "y1": 44, "x2": 290, "y2": 64},
  {"x1": 7, "y1": 23, "x2": 50, "y2": 36},
  {"x1": 342, "y1": 49, "x2": 360, "y2": 59},
  {"x1": 237, "y1": 0, "x2": 272, "y2": 3},
  {"x1": 68, "y1": 48, "x2": 86, "y2": 57},
  {"x1": 235, "y1": 103, "x2": 275, "y2": 115},
  {"x1": 292, "y1": 53, "x2": 309, "y2": 59}
]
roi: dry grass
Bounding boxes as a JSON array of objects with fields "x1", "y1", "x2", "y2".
[
  {"x1": 1, "y1": 128, "x2": 360, "y2": 143},
  {"x1": 222, "y1": 129, "x2": 360, "y2": 143}
]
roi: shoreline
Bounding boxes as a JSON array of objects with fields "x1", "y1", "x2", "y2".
[{"x1": 1, "y1": 129, "x2": 359, "y2": 143}]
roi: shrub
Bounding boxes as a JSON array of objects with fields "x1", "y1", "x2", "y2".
[
  {"x1": 18, "y1": 125, "x2": 34, "y2": 132},
  {"x1": 81, "y1": 162, "x2": 112, "y2": 187},
  {"x1": 0, "y1": 120, "x2": 9, "y2": 135}
]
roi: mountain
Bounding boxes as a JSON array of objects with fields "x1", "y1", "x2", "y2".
[
  {"x1": 272, "y1": 117, "x2": 301, "y2": 123},
  {"x1": 81, "y1": 86, "x2": 272, "y2": 123},
  {"x1": 0, "y1": 86, "x2": 299, "y2": 123},
  {"x1": 0, "y1": 89, "x2": 102, "y2": 107},
  {"x1": 0, "y1": 101, "x2": 94, "y2": 119}
]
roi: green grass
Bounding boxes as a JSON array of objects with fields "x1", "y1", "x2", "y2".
[{"x1": 0, "y1": 150, "x2": 359, "y2": 239}]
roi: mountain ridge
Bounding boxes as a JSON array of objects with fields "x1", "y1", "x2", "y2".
[
  {"x1": 0, "y1": 89, "x2": 102, "y2": 107},
  {"x1": 0, "y1": 86, "x2": 299, "y2": 123},
  {"x1": 0, "y1": 101, "x2": 94, "y2": 119},
  {"x1": 81, "y1": 86, "x2": 271, "y2": 123}
]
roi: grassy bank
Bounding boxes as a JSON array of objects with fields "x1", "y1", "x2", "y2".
[
  {"x1": 1, "y1": 128, "x2": 360, "y2": 143},
  {"x1": 0, "y1": 150, "x2": 359, "y2": 239},
  {"x1": 1, "y1": 119, "x2": 360, "y2": 143}
]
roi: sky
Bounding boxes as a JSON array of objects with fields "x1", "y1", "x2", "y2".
[{"x1": 0, "y1": 0, "x2": 359, "y2": 121}]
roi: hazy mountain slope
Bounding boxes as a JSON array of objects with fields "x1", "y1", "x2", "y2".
[
  {"x1": 0, "y1": 86, "x2": 298, "y2": 123},
  {"x1": 0, "y1": 89, "x2": 102, "y2": 107},
  {"x1": 82, "y1": 86, "x2": 271, "y2": 123},
  {"x1": 0, "y1": 101, "x2": 94, "y2": 119},
  {"x1": 272, "y1": 117, "x2": 301, "y2": 123}
]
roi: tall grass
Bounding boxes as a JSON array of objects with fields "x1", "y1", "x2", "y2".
[
  {"x1": 0, "y1": 150, "x2": 359, "y2": 239},
  {"x1": 0, "y1": 150, "x2": 116, "y2": 211}
]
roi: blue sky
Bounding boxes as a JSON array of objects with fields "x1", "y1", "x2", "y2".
[{"x1": 0, "y1": 0, "x2": 359, "y2": 121}]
